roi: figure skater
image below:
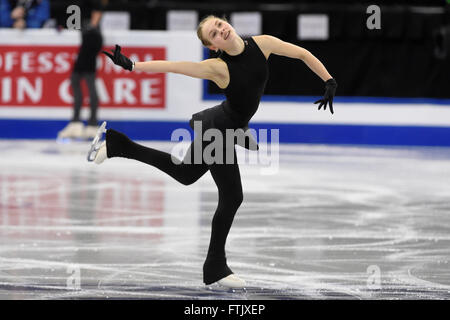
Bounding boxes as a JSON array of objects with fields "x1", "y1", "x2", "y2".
[{"x1": 88, "y1": 15, "x2": 337, "y2": 288}]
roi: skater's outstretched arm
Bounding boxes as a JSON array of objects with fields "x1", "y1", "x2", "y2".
[
  {"x1": 255, "y1": 35, "x2": 332, "y2": 82},
  {"x1": 135, "y1": 59, "x2": 219, "y2": 81},
  {"x1": 103, "y1": 44, "x2": 221, "y2": 82},
  {"x1": 254, "y1": 35, "x2": 337, "y2": 114}
]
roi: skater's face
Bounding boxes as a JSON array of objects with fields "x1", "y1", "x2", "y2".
[{"x1": 201, "y1": 18, "x2": 237, "y2": 52}]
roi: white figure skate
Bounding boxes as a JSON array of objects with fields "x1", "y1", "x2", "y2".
[
  {"x1": 87, "y1": 121, "x2": 107, "y2": 164},
  {"x1": 217, "y1": 274, "x2": 246, "y2": 289}
]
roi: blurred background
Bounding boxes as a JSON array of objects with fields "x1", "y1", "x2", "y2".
[
  {"x1": 0, "y1": 0, "x2": 449, "y2": 144},
  {"x1": 1, "y1": 1, "x2": 450, "y2": 300}
]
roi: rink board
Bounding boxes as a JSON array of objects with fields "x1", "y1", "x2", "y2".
[{"x1": 0, "y1": 29, "x2": 449, "y2": 146}]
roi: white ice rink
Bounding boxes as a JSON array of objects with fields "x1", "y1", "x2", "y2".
[{"x1": 0, "y1": 139, "x2": 449, "y2": 299}]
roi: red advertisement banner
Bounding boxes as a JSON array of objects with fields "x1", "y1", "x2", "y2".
[{"x1": 0, "y1": 45, "x2": 166, "y2": 108}]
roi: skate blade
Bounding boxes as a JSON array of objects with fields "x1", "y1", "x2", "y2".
[{"x1": 87, "y1": 121, "x2": 107, "y2": 162}]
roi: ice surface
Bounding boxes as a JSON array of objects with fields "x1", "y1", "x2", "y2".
[{"x1": 0, "y1": 139, "x2": 449, "y2": 299}]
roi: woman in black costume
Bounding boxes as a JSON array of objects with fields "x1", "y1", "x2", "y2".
[{"x1": 93, "y1": 15, "x2": 337, "y2": 288}]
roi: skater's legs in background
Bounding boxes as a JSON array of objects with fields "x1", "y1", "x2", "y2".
[
  {"x1": 84, "y1": 72, "x2": 99, "y2": 127},
  {"x1": 83, "y1": 72, "x2": 101, "y2": 138},
  {"x1": 57, "y1": 72, "x2": 85, "y2": 139},
  {"x1": 71, "y1": 72, "x2": 83, "y2": 123}
]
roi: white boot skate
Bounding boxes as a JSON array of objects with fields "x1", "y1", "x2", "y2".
[
  {"x1": 87, "y1": 121, "x2": 107, "y2": 164},
  {"x1": 217, "y1": 274, "x2": 246, "y2": 289},
  {"x1": 57, "y1": 121, "x2": 85, "y2": 140}
]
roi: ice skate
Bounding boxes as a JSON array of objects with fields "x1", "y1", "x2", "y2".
[
  {"x1": 87, "y1": 121, "x2": 107, "y2": 164},
  {"x1": 216, "y1": 274, "x2": 246, "y2": 289},
  {"x1": 57, "y1": 121, "x2": 85, "y2": 140}
]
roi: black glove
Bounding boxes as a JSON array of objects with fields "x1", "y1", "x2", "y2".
[
  {"x1": 314, "y1": 78, "x2": 337, "y2": 114},
  {"x1": 102, "y1": 44, "x2": 133, "y2": 71}
]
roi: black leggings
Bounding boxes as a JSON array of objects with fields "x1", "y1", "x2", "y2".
[
  {"x1": 106, "y1": 129, "x2": 243, "y2": 285},
  {"x1": 71, "y1": 72, "x2": 98, "y2": 126}
]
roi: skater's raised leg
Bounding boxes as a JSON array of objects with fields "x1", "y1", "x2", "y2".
[{"x1": 95, "y1": 128, "x2": 210, "y2": 186}]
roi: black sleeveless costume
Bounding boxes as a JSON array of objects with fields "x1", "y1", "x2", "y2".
[{"x1": 105, "y1": 37, "x2": 269, "y2": 285}]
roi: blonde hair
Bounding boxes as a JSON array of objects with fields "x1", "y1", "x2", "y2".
[{"x1": 197, "y1": 15, "x2": 228, "y2": 47}]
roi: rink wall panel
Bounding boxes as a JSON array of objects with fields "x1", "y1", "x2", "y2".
[
  {"x1": 0, "y1": 30, "x2": 449, "y2": 146},
  {"x1": 1, "y1": 119, "x2": 450, "y2": 147}
]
